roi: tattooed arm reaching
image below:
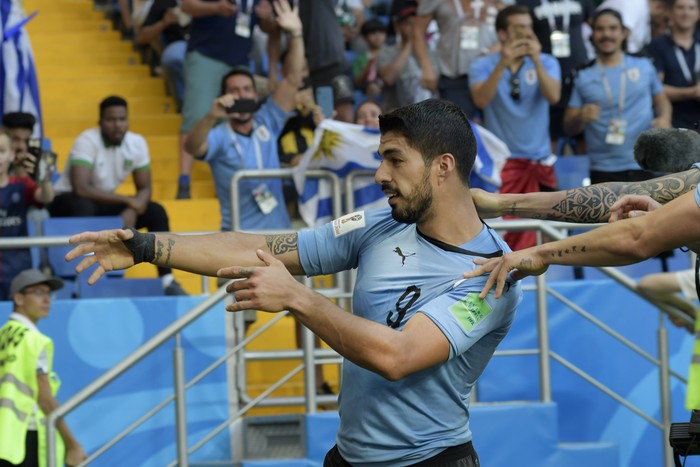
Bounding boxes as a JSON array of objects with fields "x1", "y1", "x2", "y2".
[
  {"x1": 465, "y1": 189, "x2": 700, "y2": 298},
  {"x1": 66, "y1": 229, "x2": 304, "y2": 285},
  {"x1": 471, "y1": 166, "x2": 700, "y2": 223}
]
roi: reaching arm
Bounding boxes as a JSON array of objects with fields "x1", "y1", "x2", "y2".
[
  {"x1": 37, "y1": 373, "x2": 87, "y2": 466},
  {"x1": 467, "y1": 190, "x2": 700, "y2": 298},
  {"x1": 531, "y1": 53, "x2": 560, "y2": 104},
  {"x1": 221, "y1": 250, "x2": 450, "y2": 380},
  {"x1": 67, "y1": 228, "x2": 304, "y2": 284},
  {"x1": 135, "y1": 8, "x2": 178, "y2": 45},
  {"x1": 412, "y1": 14, "x2": 438, "y2": 93},
  {"x1": 270, "y1": 0, "x2": 305, "y2": 112},
  {"x1": 471, "y1": 167, "x2": 700, "y2": 222}
]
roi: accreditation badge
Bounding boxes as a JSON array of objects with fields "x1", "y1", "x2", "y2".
[
  {"x1": 605, "y1": 118, "x2": 627, "y2": 145},
  {"x1": 460, "y1": 25, "x2": 480, "y2": 50},
  {"x1": 235, "y1": 12, "x2": 252, "y2": 38},
  {"x1": 550, "y1": 31, "x2": 571, "y2": 58},
  {"x1": 253, "y1": 183, "x2": 278, "y2": 215}
]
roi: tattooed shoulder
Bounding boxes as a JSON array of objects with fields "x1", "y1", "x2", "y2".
[{"x1": 266, "y1": 233, "x2": 298, "y2": 255}]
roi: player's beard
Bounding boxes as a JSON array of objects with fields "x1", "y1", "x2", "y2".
[{"x1": 389, "y1": 169, "x2": 434, "y2": 225}]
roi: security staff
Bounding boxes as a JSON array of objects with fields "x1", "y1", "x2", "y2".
[{"x1": 0, "y1": 269, "x2": 87, "y2": 467}]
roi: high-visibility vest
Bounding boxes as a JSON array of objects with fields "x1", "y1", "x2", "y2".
[
  {"x1": 0, "y1": 320, "x2": 64, "y2": 467},
  {"x1": 687, "y1": 313, "x2": 700, "y2": 410}
]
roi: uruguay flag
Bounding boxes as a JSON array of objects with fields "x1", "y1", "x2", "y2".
[
  {"x1": 0, "y1": 2, "x2": 42, "y2": 137},
  {"x1": 293, "y1": 119, "x2": 509, "y2": 227}
]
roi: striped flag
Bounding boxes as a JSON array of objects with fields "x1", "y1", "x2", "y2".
[
  {"x1": 293, "y1": 119, "x2": 509, "y2": 227},
  {"x1": 0, "y1": 3, "x2": 42, "y2": 137}
]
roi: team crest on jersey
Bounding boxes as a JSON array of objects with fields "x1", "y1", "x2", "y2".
[
  {"x1": 525, "y1": 69, "x2": 537, "y2": 85},
  {"x1": 449, "y1": 293, "x2": 492, "y2": 333},
  {"x1": 332, "y1": 211, "x2": 365, "y2": 237},
  {"x1": 627, "y1": 68, "x2": 640, "y2": 82},
  {"x1": 255, "y1": 125, "x2": 271, "y2": 142},
  {"x1": 11, "y1": 192, "x2": 20, "y2": 203}
]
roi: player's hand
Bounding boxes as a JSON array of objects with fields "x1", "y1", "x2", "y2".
[
  {"x1": 65, "y1": 444, "x2": 88, "y2": 466},
  {"x1": 210, "y1": 93, "x2": 237, "y2": 118},
  {"x1": 470, "y1": 188, "x2": 503, "y2": 219},
  {"x1": 67, "y1": 228, "x2": 137, "y2": 284},
  {"x1": 463, "y1": 249, "x2": 547, "y2": 299},
  {"x1": 219, "y1": 249, "x2": 304, "y2": 312},
  {"x1": 609, "y1": 195, "x2": 661, "y2": 222}
]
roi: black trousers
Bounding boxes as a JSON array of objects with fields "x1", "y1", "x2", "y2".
[
  {"x1": 323, "y1": 442, "x2": 480, "y2": 467},
  {"x1": 0, "y1": 430, "x2": 38, "y2": 467},
  {"x1": 48, "y1": 192, "x2": 172, "y2": 277}
]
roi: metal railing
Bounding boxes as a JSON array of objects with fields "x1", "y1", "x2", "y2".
[{"x1": 0, "y1": 169, "x2": 690, "y2": 467}]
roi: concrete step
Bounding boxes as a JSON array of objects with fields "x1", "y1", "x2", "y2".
[
  {"x1": 30, "y1": 30, "x2": 122, "y2": 44},
  {"x1": 34, "y1": 39, "x2": 133, "y2": 55},
  {"x1": 46, "y1": 114, "x2": 181, "y2": 140},
  {"x1": 26, "y1": 0, "x2": 97, "y2": 11},
  {"x1": 39, "y1": 64, "x2": 152, "y2": 82},
  {"x1": 34, "y1": 51, "x2": 141, "y2": 67},
  {"x1": 40, "y1": 77, "x2": 166, "y2": 99},
  {"x1": 27, "y1": 19, "x2": 113, "y2": 34}
]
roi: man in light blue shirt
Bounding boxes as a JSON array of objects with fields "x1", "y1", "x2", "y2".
[
  {"x1": 564, "y1": 8, "x2": 672, "y2": 184},
  {"x1": 470, "y1": 4, "x2": 561, "y2": 251},
  {"x1": 68, "y1": 99, "x2": 523, "y2": 466},
  {"x1": 184, "y1": 1, "x2": 303, "y2": 232}
]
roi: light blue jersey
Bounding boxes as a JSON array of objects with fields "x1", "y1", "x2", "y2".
[
  {"x1": 469, "y1": 53, "x2": 560, "y2": 160},
  {"x1": 297, "y1": 208, "x2": 522, "y2": 466},
  {"x1": 201, "y1": 99, "x2": 291, "y2": 231},
  {"x1": 568, "y1": 55, "x2": 663, "y2": 172}
]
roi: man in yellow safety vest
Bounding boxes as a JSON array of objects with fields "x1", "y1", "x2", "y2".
[{"x1": 0, "y1": 269, "x2": 86, "y2": 467}]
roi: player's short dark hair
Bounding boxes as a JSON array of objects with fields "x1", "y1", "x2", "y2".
[
  {"x1": 2, "y1": 112, "x2": 36, "y2": 131},
  {"x1": 379, "y1": 99, "x2": 477, "y2": 186},
  {"x1": 99, "y1": 96, "x2": 128, "y2": 118}
]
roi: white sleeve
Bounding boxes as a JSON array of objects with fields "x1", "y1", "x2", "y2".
[{"x1": 36, "y1": 346, "x2": 49, "y2": 374}]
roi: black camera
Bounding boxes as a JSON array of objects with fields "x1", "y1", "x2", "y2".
[
  {"x1": 669, "y1": 410, "x2": 700, "y2": 467},
  {"x1": 26, "y1": 138, "x2": 56, "y2": 183}
]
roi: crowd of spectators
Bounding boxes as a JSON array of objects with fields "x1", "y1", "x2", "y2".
[{"x1": 2, "y1": 0, "x2": 700, "y2": 297}]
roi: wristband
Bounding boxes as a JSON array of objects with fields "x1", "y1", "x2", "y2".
[
  {"x1": 291, "y1": 32, "x2": 303, "y2": 39},
  {"x1": 122, "y1": 228, "x2": 156, "y2": 264}
]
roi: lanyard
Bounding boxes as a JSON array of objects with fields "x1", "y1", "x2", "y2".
[
  {"x1": 674, "y1": 44, "x2": 700, "y2": 84},
  {"x1": 540, "y1": 0, "x2": 570, "y2": 33},
  {"x1": 453, "y1": 0, "x2": 485, "y2": 22},
  {"x1": 597, "y1": 55, "x2": 626, "y2": 116},
  {"x1": 235, "y1": 0, "x2": 253, "y2": 14},
  {"x1": 227, "y1": 125, "x2": 263, "y2": 171}
]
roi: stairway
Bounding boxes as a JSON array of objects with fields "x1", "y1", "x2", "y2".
[
  {"x1": 188, "y1": 404, "x2": 619, "y2": 466},
  {"x1": 24, "y1": 0, "x2": 220, "y2": 293}
]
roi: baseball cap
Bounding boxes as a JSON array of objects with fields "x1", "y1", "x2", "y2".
[
  {"x1": 397, "y1": 5, "x2": 417, "y2": 21},
  {"x1": 10, "y1": 269, "x2": 64, "y2": 297}
]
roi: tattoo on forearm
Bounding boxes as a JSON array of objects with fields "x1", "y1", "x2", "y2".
[
  {"x1": 165, "y1": 238, "x2": 174, "y2": 265},
  {"x1": 546, "y1": 169, "x2": 700, "y2": 223},
  {"x1": 266, "y1": 233, "x2": 298, "y2": 255},
  {"x1": 550, "y1": 245, "x2": 586, "y2": 258},
  {"x1": 154, "y1": 239, "x2": 164, "y2": 262}
]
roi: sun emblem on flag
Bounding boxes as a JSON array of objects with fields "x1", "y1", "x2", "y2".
[{"x1": 312, "y1": 129, "x2": 342, "y2": 161}]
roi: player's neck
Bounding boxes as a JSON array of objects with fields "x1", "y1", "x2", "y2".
[{"x1": 419, "y1": 191, "x2": 483, "y2": 246}]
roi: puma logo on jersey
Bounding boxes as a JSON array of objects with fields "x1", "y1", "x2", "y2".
[{"x1": 393, "y1": 247, "x2": 415, "y2": 266}]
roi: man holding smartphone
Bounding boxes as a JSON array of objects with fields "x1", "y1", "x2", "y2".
[
  {"x1": 469, "y1": 5, "x2": 561, "y2": 251},
  {"x1": 184, "y1": 0, "x2": 304, "y2": 232}
]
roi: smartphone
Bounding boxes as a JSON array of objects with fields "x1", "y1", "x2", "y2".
[
  {"x1": 315, "y1": 86, "x2": 334, "y2": 118},
  {"x1": 226, "y1": 98, "x2": 260, "y2": 114}
]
